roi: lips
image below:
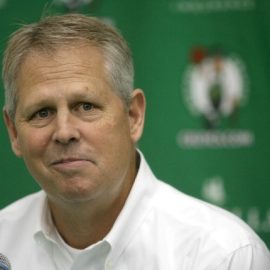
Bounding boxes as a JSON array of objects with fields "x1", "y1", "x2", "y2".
[
  {"x1": 52, "y1": 158, "x2": 86, "y2": 165},
  {"x1": 50, "y1": 157, "x2": 93, "y2": 171}
]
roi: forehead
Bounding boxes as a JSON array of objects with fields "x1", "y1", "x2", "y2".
[
  {"x1": 16, "y1": 44, "x2": 108, "y2": 88},
  {"x1": 23, "y1": 43, "x2": 104, "y2": 70}
]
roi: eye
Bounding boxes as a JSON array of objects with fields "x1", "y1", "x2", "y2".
[
  {"x1": 77, "y1": 102, "x2": 95, "y2": 112},
  {"x1": 81, "y1": 102, "x2": 94, "y2": 111},
  {"x1": 37, "y1": 108, "x2": 50, "y2": 118},
  {"x1": 31, "y1": 108, "x2": 52, "y2": 119},
  {"x1": 74, "y1": 101, "x2": 100, "y2": 120}
]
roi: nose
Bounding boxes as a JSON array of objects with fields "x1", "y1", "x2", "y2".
[{"x1": 52, "y1": 111, "x2": 80, "y2": 144}]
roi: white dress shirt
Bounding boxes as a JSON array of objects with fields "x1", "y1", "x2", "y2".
[{"x1": 0, "y1": 152, "x2": 269, "y2": 270}]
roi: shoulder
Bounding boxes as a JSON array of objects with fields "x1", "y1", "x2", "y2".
[
  {"x1": 0, "y1": 191, "x2": 46, "y2": 252},
  {"x1": 137, "y1": 153, "x2": 268, "y2": 256},
  {"x1": 149, "y1": 180, "x2": 270, "y2": 266},
  {"x1": 153, "y1": 181, "x2": 262, "y2": 245},
  {"x1": 0, "y1": 191, "x2": 45, "y2": 225}
]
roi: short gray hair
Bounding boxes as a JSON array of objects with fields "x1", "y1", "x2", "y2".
[{"x1": 2, "y1": 13, "x2": 134, "y2": 119}]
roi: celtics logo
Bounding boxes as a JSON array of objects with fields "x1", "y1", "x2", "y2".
[
  {"x1": 183, "y1": 47, "x2": 248, "y2": 129},
  {"x1": 178, "y1": 46, "x2": 254, "y2": 148}
]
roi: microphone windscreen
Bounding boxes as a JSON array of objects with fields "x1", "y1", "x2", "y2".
[{"x1": 0, "y1": 253, "x2": 11, "y2": 270}]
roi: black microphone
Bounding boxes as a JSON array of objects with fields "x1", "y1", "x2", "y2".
[{"x1": 0, "y1": 253, "x2": 11, "y2": 270}]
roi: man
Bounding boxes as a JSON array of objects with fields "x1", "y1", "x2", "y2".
[{"x1": 1, "y1": 13, "x2": 269, "y2": 270}]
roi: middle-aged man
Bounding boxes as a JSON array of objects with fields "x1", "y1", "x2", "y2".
[{"x1": 1, "y1": 13, "x2": 270, "y2": 270}]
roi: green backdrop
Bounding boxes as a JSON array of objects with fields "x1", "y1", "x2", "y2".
[{"x1": 0, "y1": 0, "x2": 269, "y2": 248}]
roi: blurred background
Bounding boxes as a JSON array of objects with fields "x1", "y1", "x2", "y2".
[{"x1": 0, "y1": 0, "x2": 269, "y2": 248}]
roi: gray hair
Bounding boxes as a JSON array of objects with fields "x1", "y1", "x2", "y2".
[{"x1": 2, "y1": 13, "x2": 134, "y2": 119}]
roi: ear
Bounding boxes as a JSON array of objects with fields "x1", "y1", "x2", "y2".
[
  {"x1": 3, "y1": 108, "x2": 22, "y2": 157},
  {"x1": 128, "y1": 89, "x2": 146, "y2": 143}
]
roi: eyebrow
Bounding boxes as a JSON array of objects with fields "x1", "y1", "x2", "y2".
[{"x1": 20, "y1": 87, "x2": 102, "y2": 113}]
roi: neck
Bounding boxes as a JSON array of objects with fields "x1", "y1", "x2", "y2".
[
  {"x1": 47, "y1": 153, "x2": 139, "y2": 249},
  {"x1": 49, "y1": 194, "x2": 128, "y2": 249}
]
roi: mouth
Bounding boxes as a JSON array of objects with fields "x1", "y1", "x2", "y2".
[
  {"x1": 53, "y1": 158, "x2": 84, "y2": 164},
  {"x1": 51, "y1": 157, "x2": 92, "y2": 170}
]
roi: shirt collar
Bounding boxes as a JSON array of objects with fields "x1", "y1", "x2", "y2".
[
  {"x1": 105, "y1": 150, "x2": 158, "y2": 263},
  {"x1": 33, "y1": 192, "x2": 58, "y2": 244}
]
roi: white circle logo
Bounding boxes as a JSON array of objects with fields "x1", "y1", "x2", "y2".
[{"x1": 183, "y1": 48, "x2": 248, "y2": 129}]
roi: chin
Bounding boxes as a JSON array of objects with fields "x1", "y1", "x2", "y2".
[{"x1": 46, "y1": 184, "x2": 101, "y2": 205}]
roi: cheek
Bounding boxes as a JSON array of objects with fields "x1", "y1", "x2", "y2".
[
  {"x1": 98, "y1": 117, "x2": 131, "y2": 147},
  {"x1": 100, "y1": 119, "x2": 132, "y2": 163},
  {"x1": 84, "y1": 115, "x2": 131, "y2": 164},
  {"x1": 17, "y1": 128, "x2": 50, "y2": 157}
]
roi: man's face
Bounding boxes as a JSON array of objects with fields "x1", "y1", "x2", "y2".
[{"x1": 4, "y1": 44, "x2": 145, "y2": 205}]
